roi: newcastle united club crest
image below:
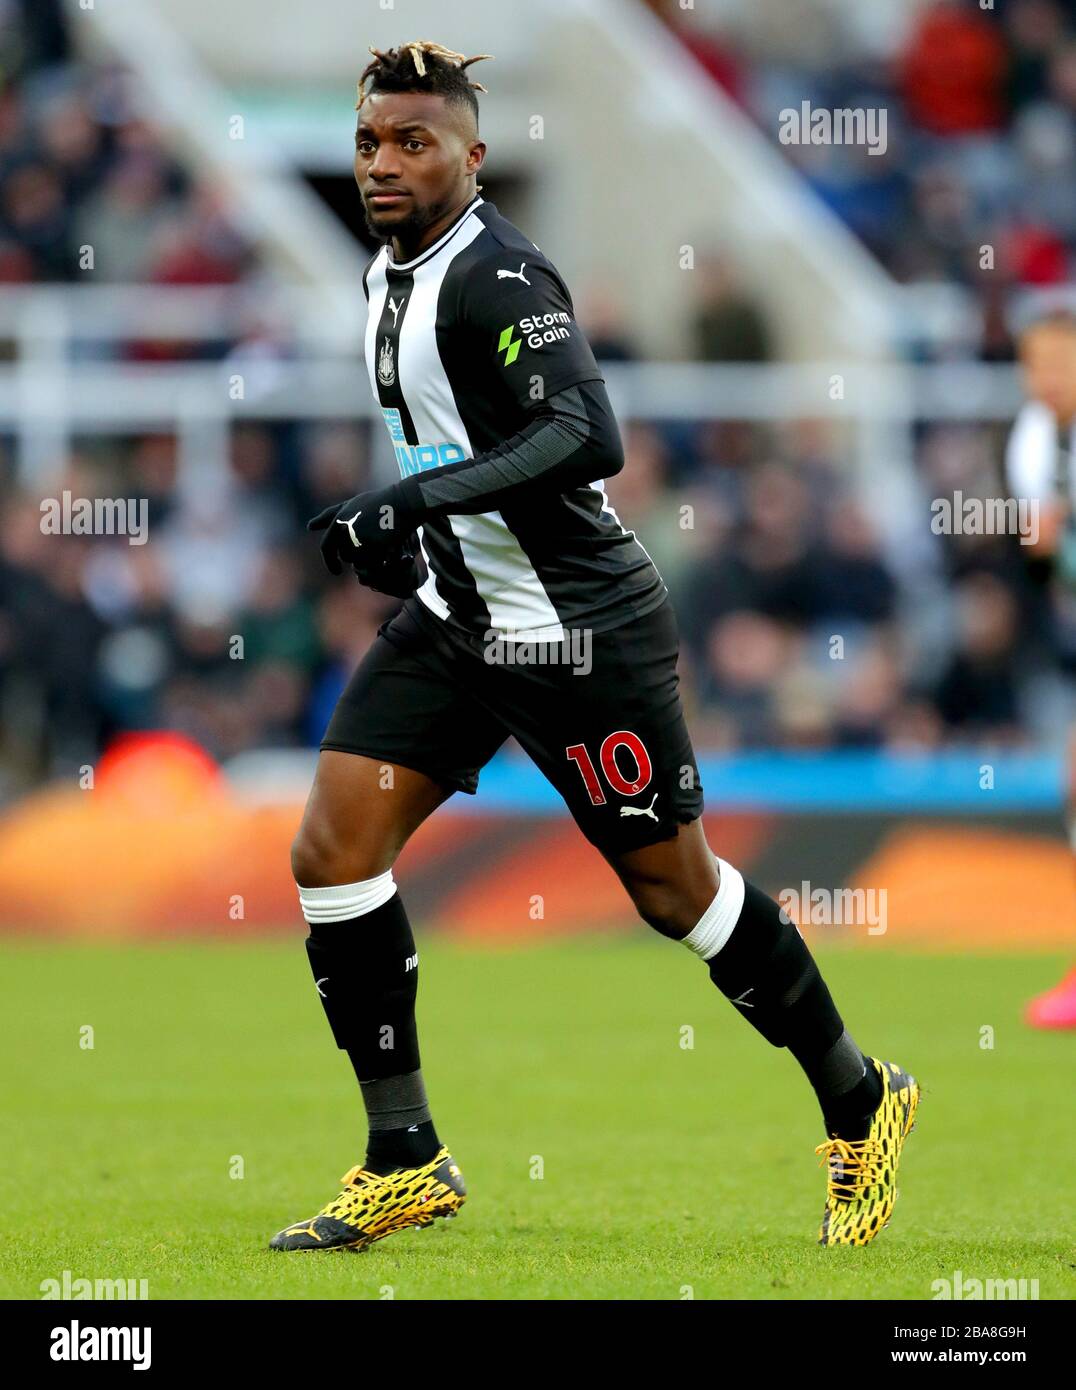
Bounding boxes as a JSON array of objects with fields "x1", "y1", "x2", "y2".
[{"x1": 377, "y1": 337, "x2": 395, "y2": 387}]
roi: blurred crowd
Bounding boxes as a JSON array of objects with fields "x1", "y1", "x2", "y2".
[
  {"x1": 0, "y1": 0, "x2": 1074, "y2": 789},
  {"x1": 3, "y1": 403, "x2": 1071, "y2": 788},
  {"x1": 0, "y1": 423, "x2": 388, "y2": 783},
  {"x1": 0, "y1": 0, "x2": 252, "y2": 291},
  {"x1": 609, "y1": 409, "x2": 1074, "y2": 751},
  {"x1": 650, "y1": 0, "x2": 1076, "y2": 363}
]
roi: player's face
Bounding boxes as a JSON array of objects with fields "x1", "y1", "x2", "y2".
[
  {"x1": 354, "y1": 91, "x2": 484, "y2": 250},
  {"x1": 1020, "y1": 325, "x2": 1076, "y2": 423}
]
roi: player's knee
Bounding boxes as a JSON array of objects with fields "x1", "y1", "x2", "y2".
[
  {"x1": 625, "y1": 879, "x2": 693, "y2": 940},
  {"x1": 290, "y1": 821, "x2": 385, "y2": 890},
  {"x1": 290, "y1": 826, "x2": 333, "y2": 888}
]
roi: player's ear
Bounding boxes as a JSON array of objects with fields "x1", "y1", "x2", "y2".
[{"x1": 467, "y1": 140, "x2": 486, "y2": 179}]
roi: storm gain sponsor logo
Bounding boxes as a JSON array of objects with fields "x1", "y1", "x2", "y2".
[{"x1": 497, "y1": 310, "x2": 573, "y2": 364}]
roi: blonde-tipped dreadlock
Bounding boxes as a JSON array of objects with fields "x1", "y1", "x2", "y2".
[{"x1": 355, "y1": 41, "x2": 492, "y2": 116}]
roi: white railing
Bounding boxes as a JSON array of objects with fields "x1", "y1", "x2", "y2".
[{"x1": 0, "y1": 283, "x2": 1023, "y2": 566}]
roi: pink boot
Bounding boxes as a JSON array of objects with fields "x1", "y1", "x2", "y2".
[{"x1": 1025, "y1": 967, "x2": 1076, "y2": 1030}]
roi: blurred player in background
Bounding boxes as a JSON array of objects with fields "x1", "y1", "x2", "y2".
[
  {"x1": 267, "y1": 40, "x2": 919, "y2": 1256},
  {"x1": 1006, "y1": 309, "x2": 1076, "y2": 1029}
]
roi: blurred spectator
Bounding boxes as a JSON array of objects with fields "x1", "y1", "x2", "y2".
[
  {"x1": 150, "y1": 185, "x2": 249, "y2": 287},
  {"x1": 812, "y1": 499, "x2": 898, "y2": 626},
  {"x1": 238, "y1": 548, "x2": 321, "y2": 675},
  {"x1": 73, "y1": 153, "x2": 184, "y2": 283},
  {"x1": 1005, "y1": 308, "x2": 1076, "y2": 678},
  {"x1": 933, "y1": 571, "x2": 1024, "y2": 737},
  {"x1": 898, "y1": 1, "x2": 1008, "y2": 135},
  {"x1": 1007, "y1": 1, "x2": 1069, "y2": 114},
  {"x1": 604, "y1": 422, "x2": 704, "y2": 593},
  {"x1": 1, "y1": 160, "x2": 68, "y2": 277},
  {"x1": 692, "y1": 252, "x2": 773, "y2": 363},
  {"x1": 37, "y1": 85, "x2": 109, "y2": 207},
  {"x1": 0, "y1": 0, "x2": 68, "y2": 83},
  {"x1": 700, "y1": 611, "x2": 790, "y2": 747},
  {"x1": 579, "y1": 284, "x2": 637, "y2": 363}
]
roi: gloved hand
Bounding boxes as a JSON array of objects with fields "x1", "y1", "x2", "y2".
[
  {"x1": 351, "y1": 540, "x2": 421, "y2": 599},
  {"x1": 307, "y1": 483, "x2": 418, "y2": 576}
]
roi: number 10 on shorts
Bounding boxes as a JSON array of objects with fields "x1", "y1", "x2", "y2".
[{"x1": 565, "y1": 731, "x2": 653, "y2": 805}]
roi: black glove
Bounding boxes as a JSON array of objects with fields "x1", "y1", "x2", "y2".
[
  {"x1": 307, "y1": 482, "x2": 419, "y2": 576},
  {"x1": 351, "y1": 540, "x2": 421, "y2": 599}
]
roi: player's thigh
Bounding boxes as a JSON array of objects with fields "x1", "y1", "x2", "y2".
[
  {"x1": 292, "y1": 750, "x2": 451, "y2": 886},
  {"x1": 494, "y1": 599, "x2": 706, "y2": 855}
]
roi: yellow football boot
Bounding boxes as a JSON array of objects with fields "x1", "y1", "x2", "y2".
[
  {"x1": 269, "y1": 1146, "x2": 466, "y2": 1252},
  {"x1": 815, "y1": 1058, "x2": 920, "y2": 1247}
]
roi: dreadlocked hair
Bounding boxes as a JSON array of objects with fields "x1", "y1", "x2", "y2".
[{"x1": 356, "y1": 41, "x2": 492, "y2": 123}]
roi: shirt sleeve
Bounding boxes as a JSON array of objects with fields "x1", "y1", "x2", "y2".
[
  {"x1": 392, "y1": 378, "x2": 624, "y2": 522},
  {"x1": 458, "y1": 248, "x2": 605, "y2": 410}
]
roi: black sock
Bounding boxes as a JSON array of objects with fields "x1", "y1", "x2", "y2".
[
  {"x1": 364, "y1": 1119, "x2": 441, "y2": 1174},
  {"x1": 356, "y1": 1069, "x2": 441, "y2": 1173},
  {"x1": 302, "y1": 890, "x2": 444, "y2": 1160},
  {"x1": 707, "y1": 881, "x2": 882, "y2": 1139},
  {"x1": 816, "y1": 1052, "x2": 883, "y2": 1141},
  {"x1": 304, "y1": 893, "x2": 421, "y2": 1077}
]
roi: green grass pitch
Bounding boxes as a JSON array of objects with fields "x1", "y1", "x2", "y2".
[{"x1": 1, "y1": 937, "x2": 1073, "y2": 1300}]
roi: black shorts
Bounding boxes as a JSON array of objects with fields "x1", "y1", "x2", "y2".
[{"x1": 321, "y1": 596, "x2": 705, "y2": 853}]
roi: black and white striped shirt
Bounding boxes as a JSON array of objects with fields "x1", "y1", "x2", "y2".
[{"x1": 362, "y1": 196, "x2": 666, "y2": 640}]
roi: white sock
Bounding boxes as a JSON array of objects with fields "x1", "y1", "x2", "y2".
[
  {"x1": 297, "y1": 870, "x2": 397, "y2": 924},
  {"x1": 681, "y1": 857, "x2": 745, "y2": 961}
]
